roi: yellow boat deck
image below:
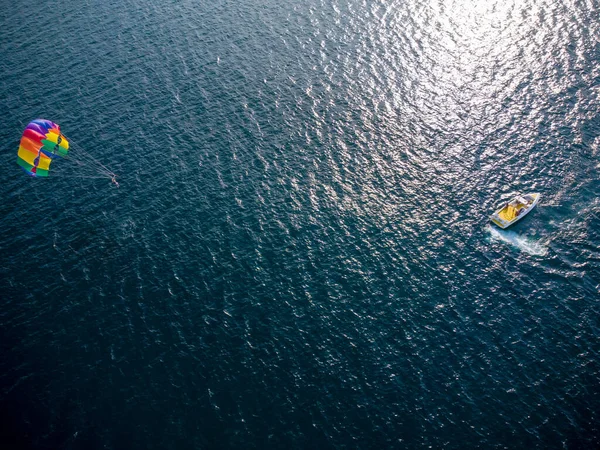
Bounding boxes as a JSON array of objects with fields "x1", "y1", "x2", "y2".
[{"x1": 497, "y1": 203, "x2": 526, "y2": 222}]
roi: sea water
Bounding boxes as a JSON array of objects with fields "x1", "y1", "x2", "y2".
[{"x1": 1, "y1": 0, "x2": 599, "y2": 448}]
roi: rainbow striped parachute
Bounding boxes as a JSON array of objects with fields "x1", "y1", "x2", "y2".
[{"x1": 17, "y1": 119, "x2": 69, "y2": 177}]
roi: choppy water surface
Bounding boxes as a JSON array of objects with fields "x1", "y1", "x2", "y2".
[{"x1": 1, "y1": 0, "x2": 599, "y2": 448}]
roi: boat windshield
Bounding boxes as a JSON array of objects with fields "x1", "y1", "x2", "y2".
[{"x1": 515, "y1": 196, "x2": 529, "y2": 205}]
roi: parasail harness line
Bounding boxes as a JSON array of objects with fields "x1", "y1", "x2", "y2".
[{"x1": 61, "y1": 134, "x2": 119, "y2": 186}]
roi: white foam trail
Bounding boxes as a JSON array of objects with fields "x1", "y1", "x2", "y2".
[{"x1": 486, "y1": 225, "x2": 548, "y2": 256}]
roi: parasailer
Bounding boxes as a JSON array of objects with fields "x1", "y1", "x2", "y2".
[{"x1": 16, "y1": 119, "x2": 116, "y2": 182}]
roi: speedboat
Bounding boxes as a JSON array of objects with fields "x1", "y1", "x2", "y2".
[{"x1": 490, "y1": 193, "x2": 540, "y2": 229}]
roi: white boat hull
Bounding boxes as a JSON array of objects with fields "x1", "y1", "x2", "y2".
[{"x1": 490, "y1": 193, "x2": 540, "y2": 229}]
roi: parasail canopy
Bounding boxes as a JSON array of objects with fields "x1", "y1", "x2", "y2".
[{"x1": 17, "y1": 119, "x2": 70, "y2": 177}]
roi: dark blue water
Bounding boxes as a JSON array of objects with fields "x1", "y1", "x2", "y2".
[{"x1": 1, "y1": 0, "x2": 600, "y2": 448}]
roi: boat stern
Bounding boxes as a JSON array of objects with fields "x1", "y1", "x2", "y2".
[{"x1": 490, "y1": 214, "x2": 509, "y2": 229}]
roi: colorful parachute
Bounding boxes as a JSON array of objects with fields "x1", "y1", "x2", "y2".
[{"x1": 17, "y1": 119, "x2": 69, "y2": 177}]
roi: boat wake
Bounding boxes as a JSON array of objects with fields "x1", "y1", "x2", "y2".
[{"x1": 486, "y1": 225, "x2": 548, "y2": 256}]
